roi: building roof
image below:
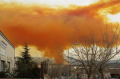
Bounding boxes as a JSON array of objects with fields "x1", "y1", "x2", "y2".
[{"x1": 0, "y1": 31, "x2": 15, "y2": 48}]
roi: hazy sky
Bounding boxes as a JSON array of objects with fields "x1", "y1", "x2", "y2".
[
  {"x1": 2, "y1": 0, "x2": 99, "y2": 6},
  {"x1": 1, "y1": 0, "x2": 120, "y2": 63}
]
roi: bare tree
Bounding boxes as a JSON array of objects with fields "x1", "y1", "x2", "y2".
[
  {"x1": 69, "y1": 43, "x2": 97, "y2": 79},
  {"x1": 54, "y1": 25, "x2": 120, "y2": 79},
  {"x1": 65, "y1": 26, "x2": 120, "y2": 79},
  {"x1": 91, "y1": 26, "x2": 120, "y2": 79}
]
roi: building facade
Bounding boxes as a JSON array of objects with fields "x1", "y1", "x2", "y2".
[{"x1": 0, "y1": 31, "x2": 15, "y2": 71}]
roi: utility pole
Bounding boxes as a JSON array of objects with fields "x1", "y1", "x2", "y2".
[{"x1": 68, "y1": 49, "x2": 69, "y2": 79}]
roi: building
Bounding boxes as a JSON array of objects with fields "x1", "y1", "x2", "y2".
[{"x1": 0, "y1": 31, "x2": 15, "y2": 71}]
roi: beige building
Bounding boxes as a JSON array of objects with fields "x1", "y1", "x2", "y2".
[{"x1": 0, "y1": 31, "x2": 15, "y2": 71}]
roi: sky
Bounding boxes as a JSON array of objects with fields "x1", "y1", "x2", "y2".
[
  {"x1": 1, "y1": 0, "x2": 120, "y2": 63},
  {"x1": 1, "y1": 0, "x2": 100, "y2": 7}
]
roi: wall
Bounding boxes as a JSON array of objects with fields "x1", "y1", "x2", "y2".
[{"x1": 0, "y1": 33, "x2": 15, "y2": 71}]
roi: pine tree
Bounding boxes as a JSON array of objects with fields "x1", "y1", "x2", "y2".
[
  {"x1": 20, "y1": 43, "x2": 32, "y2": 64},
  {"x1": 15, "y1": 43, "x2": 40, "y2": 78}
]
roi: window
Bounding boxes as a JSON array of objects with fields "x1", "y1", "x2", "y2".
[
  {"x1": 1, "y1": 61, "x2": 5, "y2": 71},
  {"x1": 0, "y1": 41, "x2": 7, "y2": 55},
  {"x1": 0, "y1": 41, "x2": 7, "y2": 50}
]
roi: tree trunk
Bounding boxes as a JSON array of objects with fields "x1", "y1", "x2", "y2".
[
  {"x1": 100, "y1": 71, "x2": 104, "y2": 79},
  {"x1": 88, "y1": 74, "x2": 91, "y2": 79}
]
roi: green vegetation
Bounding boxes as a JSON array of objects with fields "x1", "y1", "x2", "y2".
[{"x1": 15, "y1": 43, "x2": 40, "y2": 78}]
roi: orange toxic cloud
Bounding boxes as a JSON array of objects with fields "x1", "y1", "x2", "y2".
[{"x1": 1, "y1": 0, "x2": 120, "y2": 63}]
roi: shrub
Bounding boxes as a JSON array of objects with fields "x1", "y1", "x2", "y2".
[{"x1": 0, "y1": 71, "x2": 6, "y2": 78}]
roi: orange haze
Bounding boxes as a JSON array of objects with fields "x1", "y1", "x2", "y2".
[{"x1": 1, "y1": 0, "x2": 120, "y2": 63}]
